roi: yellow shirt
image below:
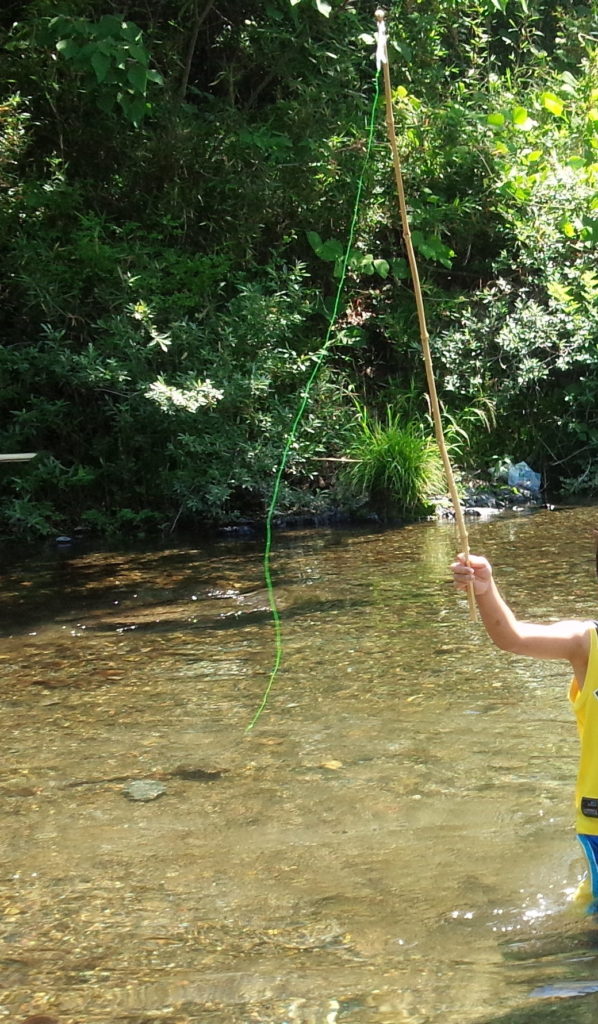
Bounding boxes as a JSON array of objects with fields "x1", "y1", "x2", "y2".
[{"x1": 569, "y1": 624, "x2": 598, "y2": 835}]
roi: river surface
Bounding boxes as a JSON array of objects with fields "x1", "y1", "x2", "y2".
[{"x1": 4, "y1": 507, "x2": 598, "y2": 1023}]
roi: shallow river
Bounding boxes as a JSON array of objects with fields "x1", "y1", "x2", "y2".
[{"x1": 4, "y1": 507, "x2": 598, "y2": 1023}]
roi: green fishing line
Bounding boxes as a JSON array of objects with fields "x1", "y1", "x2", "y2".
[{"x1": 247, "y1": 68, "x2": 381, "y2": 732}]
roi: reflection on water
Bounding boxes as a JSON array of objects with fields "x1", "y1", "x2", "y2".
[{"x1": 3, "y1": 508, "x2": 598, "y2": 1022}]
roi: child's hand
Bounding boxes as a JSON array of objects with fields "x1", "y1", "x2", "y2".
[{"x1": 451, "y1": 553, "x2": 493, "y2": 596}]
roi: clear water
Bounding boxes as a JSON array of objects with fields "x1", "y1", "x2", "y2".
[{"x1": 3, "y1": 508, "x2": 598, "y2": 1023}]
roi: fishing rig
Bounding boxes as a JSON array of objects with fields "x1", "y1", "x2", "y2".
[{"x1": 247, "y1": 8, "x2": 475, "y2": 731}]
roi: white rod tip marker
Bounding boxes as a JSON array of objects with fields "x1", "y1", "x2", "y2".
[{"x1": 374, "y1": 8, "x2": 387, "y2": 69}]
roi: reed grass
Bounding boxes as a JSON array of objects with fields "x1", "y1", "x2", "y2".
[{"x1": 342, "y1": 404, "x2": 445, "y2": 517}]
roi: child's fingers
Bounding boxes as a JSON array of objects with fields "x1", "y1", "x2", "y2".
[
  {"x1": 455, "y1": 552, "x2": 486, "y2": 568},
  {"x1": 451, "y1": 552, "x2": 492, "y2": 595},
  {"x1": 451, "y1": 563, "x2": 473, "y2": 589}
]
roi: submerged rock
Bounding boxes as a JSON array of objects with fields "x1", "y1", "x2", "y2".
[
  {"x1": 123, "y1": 779, "x2": 167, "y2": 802},
  {"x1": 21, "y1": 1017, "x2": 60, "y2": 1024}
]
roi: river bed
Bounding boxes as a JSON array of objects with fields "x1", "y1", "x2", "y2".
[{"x1": 3, "y1": 507, "x2": 598, "y2": 1023}]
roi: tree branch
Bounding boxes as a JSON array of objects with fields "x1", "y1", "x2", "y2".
[{"x1": 179, "y1": 0, "x2": 216, "y2": 102}]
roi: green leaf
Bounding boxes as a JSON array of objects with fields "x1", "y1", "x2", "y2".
[
  {"x1": 121, "y1": 21, "x2": 144, "y2": 42},
  {"x1": 266, "y1": 3, "x2": 284, "y2": 20},
  {"x1": 511, "y1": 106, "x2": 529, "y2": 125},
  {"x1": 56, "y1": 38, "x2": 80, "y2": 59},
  {"x1": 118, "y1": 91, "x2": 146, "y2": 125},
  {"x1": 581, "y1": 217, "x2": 598, "y2": 243},
  {"x1": 487, "y1": 111, "x2": 505, "y2": 127},
  {"x1": 91, "y1": 49, "x2": 111, "y2": 83},
  {"x1": 547, "y1": 280, "x2": 578, "y2": 309},
  {"x1": 373, "y1": 259, "x2": 390, "y2": 278},
  {"x1": 317, "y1": 238, "x2": 344, "y2": 261},
  {"x1": 314, "y1": 0, "x2": 332, "y2": 14},
  {"x1": 97, "y1": 14, "x2": 124, "y2": 39},
  {"x1": 49, "y1": 16, "x2": 74, "y2": 34},
  {"x1": 306, "y1": 231, "x2": 343, "y2": 261},
  {"x1": 390, "y1": 257, "x2": 409, "y2": 279},
  {"x1": 509, "y1": 105, "x2": 536, "y2": 131},
  {"x1": 559, "y1": 219, "x2": 576, "y2": 237},
  {"x1": 561, "y1": 71, "x2": 578, "y2": 95},
  {"x1": 411, "y1": 230, "x2": 454, "y2": 267},
  {"x1": 567, "y1": 155, "x2": 585, "y2": 170},
  {"x1": 147, "y1": 69, "x2": 164, "y2": 86},
  {"x1": 391, "y1": 39, "x2": 412, "y2": 61},
  {"x1": 95, "y1": 89, "x2": 116, "y2": 113},
  {"x1": 540, "y1": 91, "x2": 564, "y2": 116},
  {"x1": 588, "y1": 108, "x2": 598, "y2": 122},
  {"x1": 127, "y1": 64, "x2": 147, "y2": 94},
  {"x1": 126, "y1": 43, "x2": 149, "y2": 65}
]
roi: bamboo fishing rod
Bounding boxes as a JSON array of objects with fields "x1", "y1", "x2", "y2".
[{"x1": 374, "y1": 9, "x2": 477, "y2": 620}]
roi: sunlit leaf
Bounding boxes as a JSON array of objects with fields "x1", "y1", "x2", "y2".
[
  {"x1": 548, "y1": 281, "x2": 578, "y2": 310},
  {"x1": 541, "y1": 91, "x2": 564, "y2": 116},
  {"x1": 515, "y1": 115, "x2": 537, "y2": 132},
  {"x1": 558, "y1": 220, "x2": 576, "y2": 237},
  {"x1": 511, "y1": 106, "x2": 529, "y2": 124},
  {"x1": 373, "y1": 259, "x2": 390, "y2": 278},
  {"x1": 560, "y1": 70, "x2": 578, "y2": 95},
  {"x1": 307, "y1": 231, "x2": 343, "y2": 261}
]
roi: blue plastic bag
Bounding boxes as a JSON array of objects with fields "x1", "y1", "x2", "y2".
[{"x1": 507, "y1": 461, "x2": 541, "y2": 492}]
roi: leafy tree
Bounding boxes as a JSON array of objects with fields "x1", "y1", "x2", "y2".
[{"x1": 0, "y1": 0, "x2": 596, "y2": 536}]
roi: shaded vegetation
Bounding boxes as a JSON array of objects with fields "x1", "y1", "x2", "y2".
[{"x1": 0, "y1": 0, "x2": 597, "y2": 536}]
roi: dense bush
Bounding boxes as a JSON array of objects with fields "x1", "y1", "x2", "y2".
[{"x1": 0, "y1": 0, "x2": 596, "y2": 535}]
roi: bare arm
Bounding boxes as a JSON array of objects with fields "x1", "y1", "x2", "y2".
[{"x1": 451, "y1": 553, "x2": 590, "y2": 680}]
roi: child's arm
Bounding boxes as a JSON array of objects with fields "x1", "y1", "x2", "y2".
[{"x1": 451, "y1": 552, "x2": 590, "y2": 679}]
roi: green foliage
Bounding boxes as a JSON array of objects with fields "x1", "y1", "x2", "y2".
[
  {"x1": 42, "y1": 14, "x2": 163, "y2": 124},
  {"x1": 0, "y1": 0, "x2": 597, "y2": 536},
  {"x1": 341, "y1": 404, "x2": 445, "y2": 518}
]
